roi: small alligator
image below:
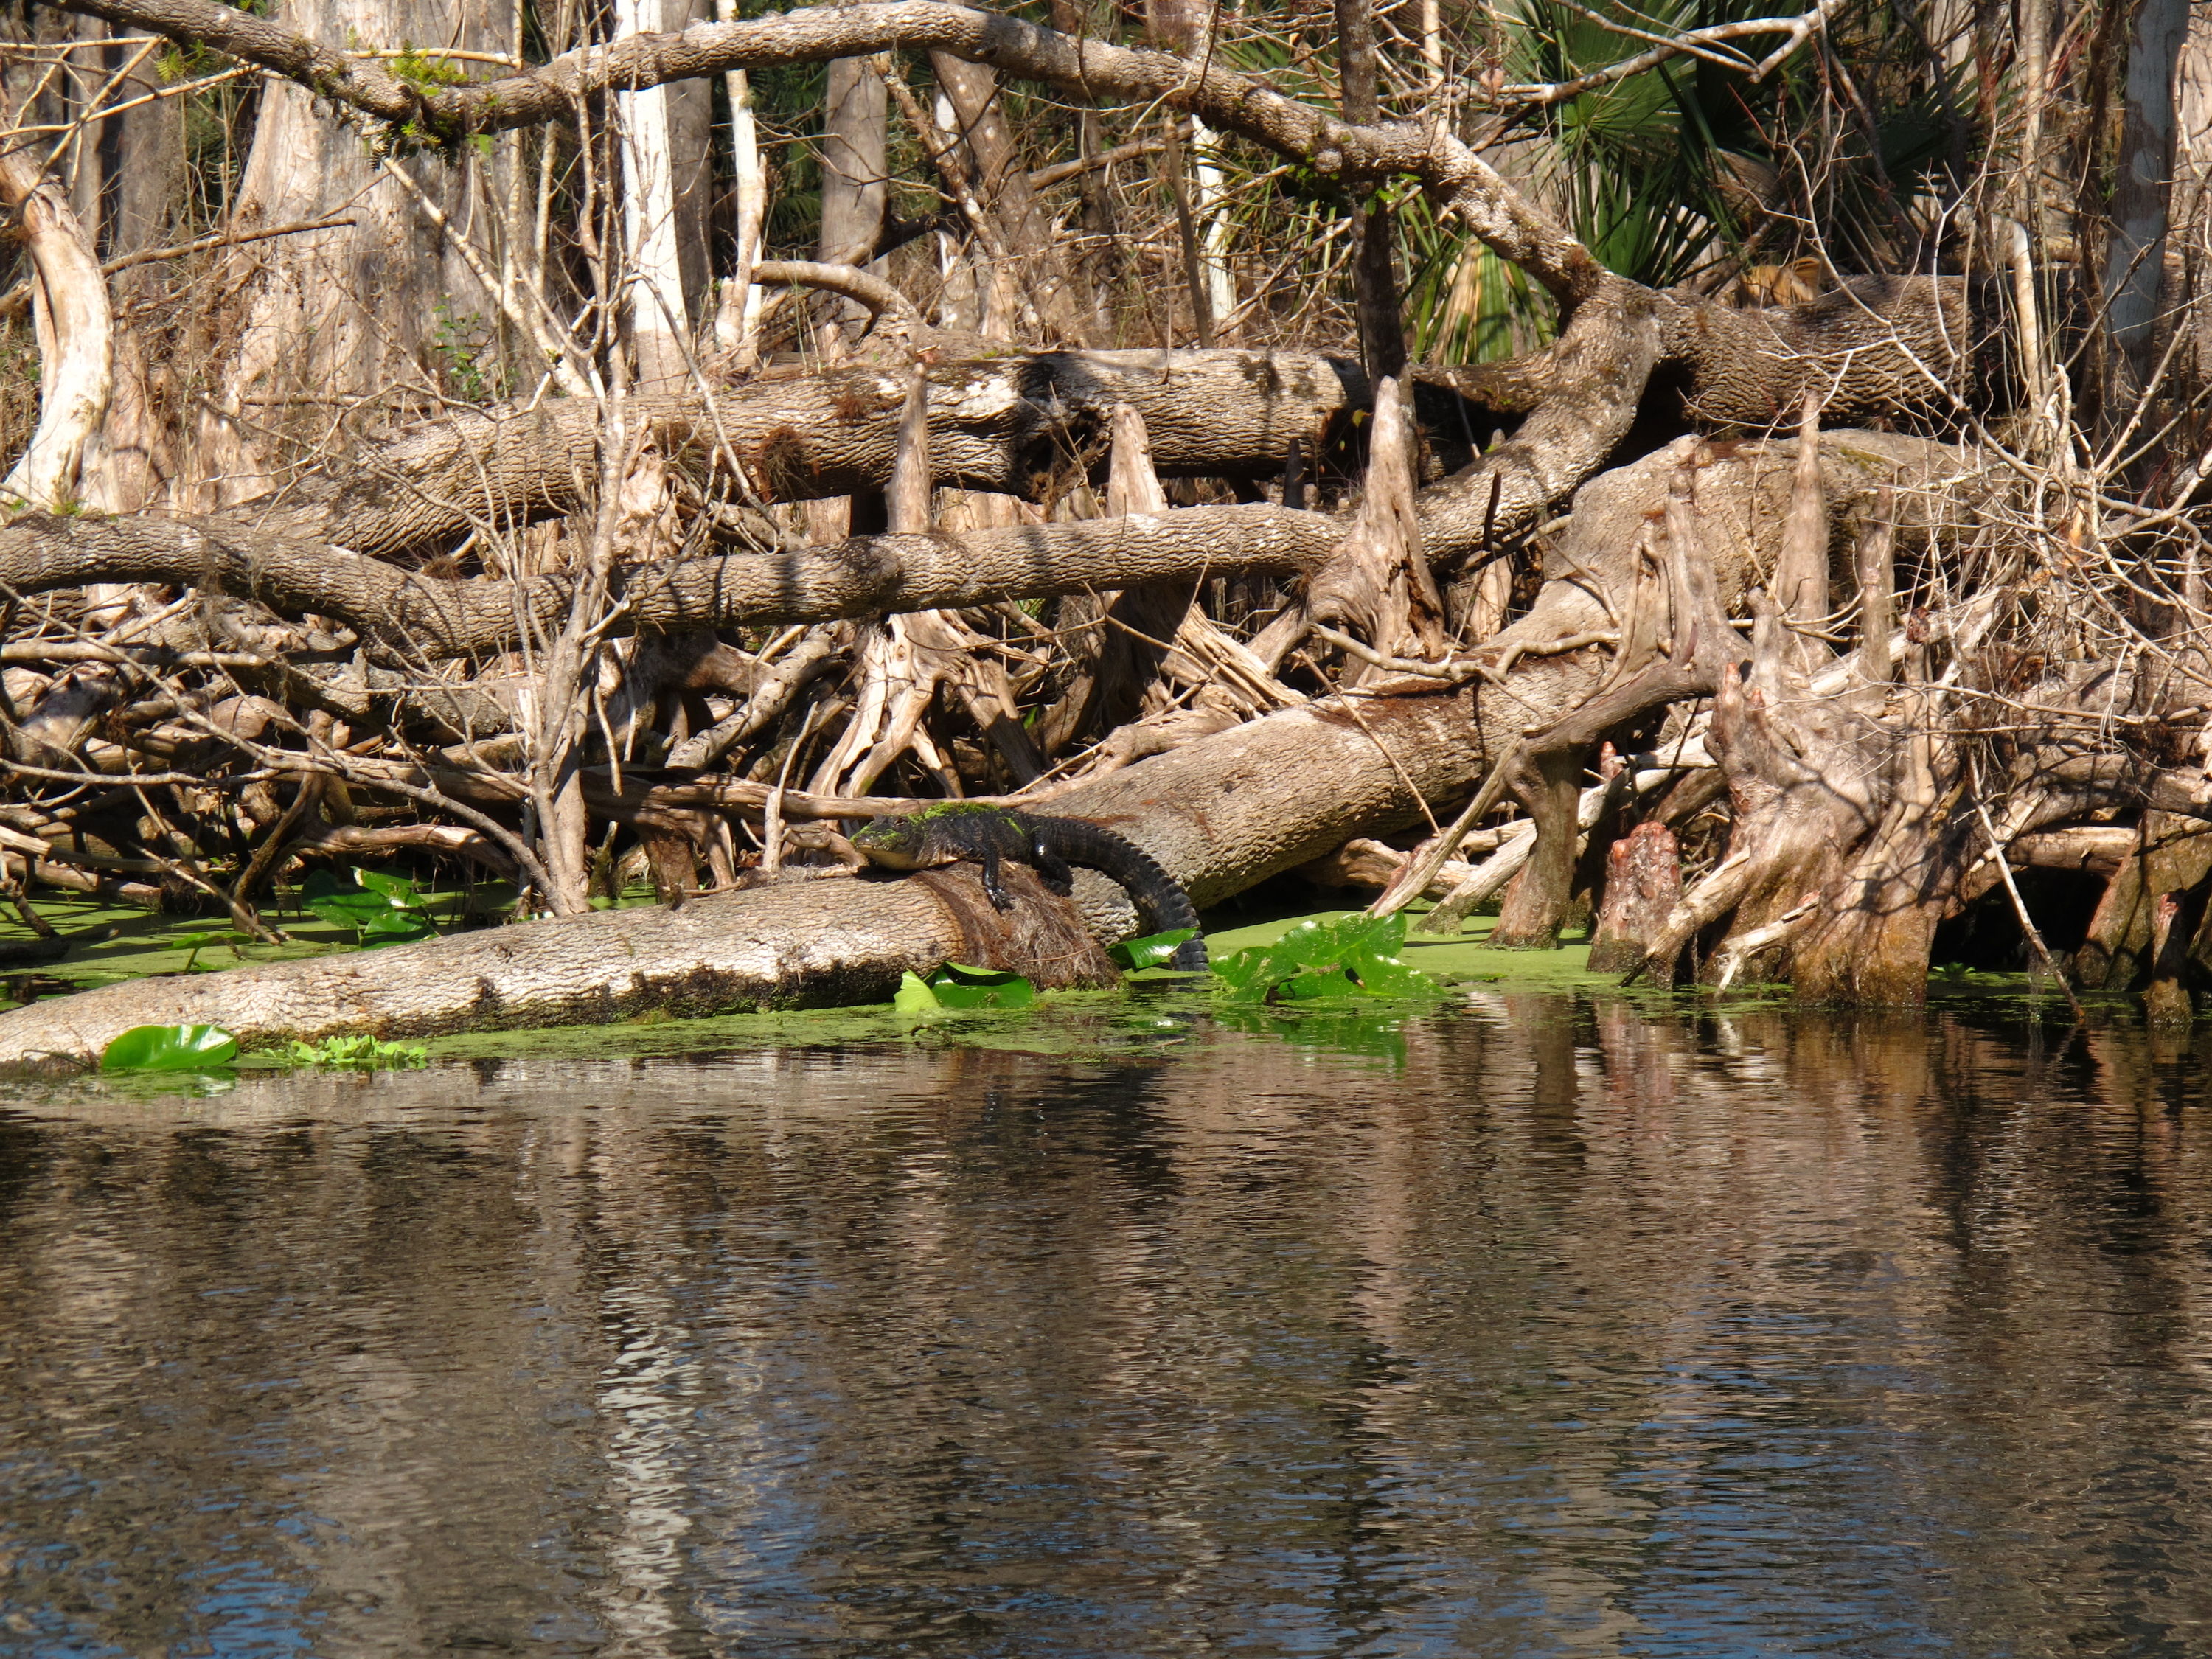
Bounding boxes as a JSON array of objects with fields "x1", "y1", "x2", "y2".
[{"x1": 850, "y1": 802, "x2": 1209, "y2": 971}]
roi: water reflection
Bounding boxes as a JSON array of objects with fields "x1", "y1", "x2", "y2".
[{"x1": 0, "y1": 995, "x2": 2207, "y2": 1656}]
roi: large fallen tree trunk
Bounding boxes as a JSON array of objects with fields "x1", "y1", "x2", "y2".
[
  {"x1": 0, "y1": 681, "x2": 1519, "y2": 1068},
  {"x1": 0, "y1": 505, "x2": 1344, "y2": 658},
  {"x1": 245, "y1": 350, "x2": 1380, "y2": 560},
  {"x1": 0, "y1": 861, "x2": 1118, "y2": 1068}
]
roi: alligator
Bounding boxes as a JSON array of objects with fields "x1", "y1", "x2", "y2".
[{"x1": 849, "y1": 802, "x2": 1209, "y2": 971}]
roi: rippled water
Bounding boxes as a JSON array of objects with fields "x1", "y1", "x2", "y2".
[{"x1": 2, "y1": 992, "x2": 2210, "y2": 1657}]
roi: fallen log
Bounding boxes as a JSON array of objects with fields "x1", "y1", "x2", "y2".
[
  {"x1": 248, "y1": 350, "x2": 1376, "y2": 560},
  {"x1": 0, "y1": 506, "x2": 1340, "y2": 659},
  {"x1": 0, "y1": 863, "x2": 1116, "y2": 1070},
  {"x1": 0, "y1": 425, "x2": 2020, "y2": 1055}
]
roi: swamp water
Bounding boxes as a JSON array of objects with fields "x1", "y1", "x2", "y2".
[{"x1": 1, "y1": 990, "x2": 2209, "y2": 1657}]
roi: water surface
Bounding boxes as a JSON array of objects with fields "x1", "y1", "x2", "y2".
[{"x1": 2, "y1": 993, "x2": 2208, "y2": 1656}]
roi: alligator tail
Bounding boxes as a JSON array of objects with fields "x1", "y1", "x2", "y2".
[{"x1": 1034, "y1": 818, "x2": 1210, "y2": 971}]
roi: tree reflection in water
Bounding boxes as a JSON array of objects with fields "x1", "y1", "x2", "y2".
[{"x1": 0, "y1": 996, "x2": 2205, "y2": 1657}]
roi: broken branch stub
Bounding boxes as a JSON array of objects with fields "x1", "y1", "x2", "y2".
[{"x1": 1304, "y1": 375, "x2": 1447, "y2": 664}]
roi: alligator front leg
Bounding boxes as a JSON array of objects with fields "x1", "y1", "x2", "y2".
[{"x1": 977, "y1": 847, "x2": 1015, "y2": 911}]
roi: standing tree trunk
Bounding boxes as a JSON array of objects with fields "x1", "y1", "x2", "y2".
[
  {"x1": 616, "y1": 0, "x2": 694, "y2": 386},
  {"x1": 818, "y1": 46, "x2": 888, "y2": 286},
  {"x1": 182, "y1": 0, "x2": 505, "y2": 507},
  {"x1": 1337, "y1": 0, "x2": 1405, "y2": 380},
  {"x1": 714, "y1": 0, "x2": 771, "y2": 362},
  {"x1": 0, "y1": 134, "x2": 111, "y2": 512},
  {"x1": 1587, "y1": 822, "x2": 1683, "y2": 974},
  {"x1": 928, "y1": 48, "x2": 1096, "y2": 344},
  {"x1": 2105, "y1": 0, "x2": 2191, "y2": 403}
]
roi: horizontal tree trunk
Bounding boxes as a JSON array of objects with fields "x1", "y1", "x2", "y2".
[
  {"x1": 260, "y1": 350, "x2": 1377, "y2": 560},
  {"x1": 0, "y1": 862, "x2": 1116, "y2": 1068},
  {"x1": 0, "y1": 506, "x2": 1340, "y2": 658}
]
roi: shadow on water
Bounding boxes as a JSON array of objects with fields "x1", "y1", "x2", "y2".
[{"x1": 1, "y1": 992, "x2": 2209, "y2": 1656}]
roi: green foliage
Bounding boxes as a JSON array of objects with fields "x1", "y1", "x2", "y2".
[
  {"x1": 389, "y1": 44, "x2": 471, "y2": 94},
  {"x1": 1403, "y1": 202, "x2": 1554, "y2": 366},
  {"x1": 1211, "y1": 912, "x2": 1440, "y2": 1005},
  {"x1": 430, "y1": 299, "x2": 500, "y2": 401},
  {"x1": 1502, "y1": 0, "x2": 1770, "y2": 289},
  {"x1": 1108, "y1": 929, "x2": 1199, "y2": 972},
  {"x1": 276, "y1": 1034, "x2": 429, "y2": 1071},
  {"x1": 894, "y1": 970, "x2": 943, "y2": 1015},
  {"x1": 100, "y1": 1023, "x2": 239, "y2": 1073},
  {"x1": 1399, "y1": 0, "x2": 1972, "y2": 362},
  {"x1": 299, "y1": 869, "x2": 438, "y2": 948},
  {"x1": 896, "y1": 964, "x2": 1040, "y2": 1013},
  {"x1": 930, "y1": 964, "x2": 1039, "y2": 1009}
]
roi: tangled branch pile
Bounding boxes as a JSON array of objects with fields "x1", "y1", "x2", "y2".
[{"x1": 1, "y1": 0, "x2": 2210, "y2": 1059}]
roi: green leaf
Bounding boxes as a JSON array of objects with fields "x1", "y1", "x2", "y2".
[
  {"x1": 301, "y1": 868, "x2": 434, "y2": 943},
  {"x1": 358, "y1": 913, "x2": 437, "y2": 948},
  {"x1": 927, "y1": 964, "x2": 1037, "y2": 1009},
  {"x1": 1208, "y1": 949, "x2": 1279, "y2": 1003},
  {"x1": 302, "y1": 894, "x2": 383, "y2": 926},
  {"x1": 1208, "y1": 911, "x2": 1439, "y2": 1004},
  {"x1": 278, "y1": 1034, "x2": 427, "y2": 1070},
  {"x1": 1350, "y1": 954, "x2": 1436, "y2": 998},
  {"x1": 1107, "y1": 928, "x2": 1197, "y2": 972},
  {"x1": 1276, "y1": 967, "x2": 1361, "y2": 1000},
  {"x1": 351, "y1": 867, "x2": 424, "y2": 907},
  {"x1": 894, "y1": 970, "x2": 943, "y2": 1014},
  {"x1": 100, "y1": 1023, "x2": 239, "y2": 1072}
]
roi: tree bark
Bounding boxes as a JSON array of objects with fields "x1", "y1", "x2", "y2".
[
  {"x1": 1335, "y1": 0, "x2": 1404, "y2": 380},
  {"x1": 0, "y1": 139, "x2": 113, "y2": 511},
  {"x1": 0, "y1": 862, "x2": 1119, "y2": 1068},
  {"x1": 819, "y1": 37, "x2": 888, "y2": 325},
  {"x1": 928, "y1": 47, "x2": 1095, "y2": 344},
  {"x1": 617, "y1": 0, "x2": 696, "y2": 386},
  {"x1": 2104, "y1": 0, "x2": 2191, "y2": 402},
  {"x1": 2073, "y1": 813, "x2": 2212, "y2": 987},
  {"x1": 179, "y1": 0, "x2": 505, "y2": 507},
  {"x1": 0, "y1": 504, "x2": 1342, "y2": 658},
  {"x1": 1586, "y1": 822, "x2": 1683, "y2": 974}
]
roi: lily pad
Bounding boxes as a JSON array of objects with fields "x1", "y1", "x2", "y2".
[
  {"x1": 927, "y1": 964, "x2": 1037, "y2": 1009},
  {"x1": 1210, "y1": 911, "x2": 1441, "y2": 1004},
  {"x1": 301, "y1": 868, "x2": 437, "y2": 947},
  {"x1": 894, "y1": 970, "x2": 943, "y2": 1015},
  {"x1": 100, "y1": 1023, "x2": 240, "y2": 1072},
  {"x1": 1108, "y1": 928, "x2": 1199, "y2": 972}
]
